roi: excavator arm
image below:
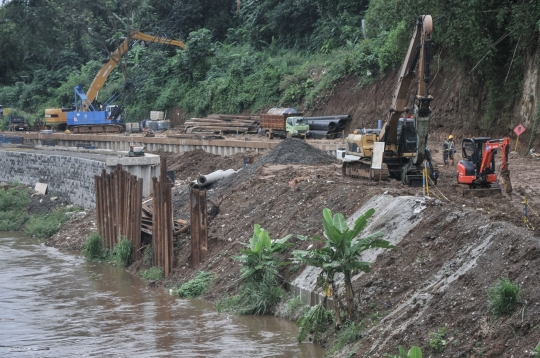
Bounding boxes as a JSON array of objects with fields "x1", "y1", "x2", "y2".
[
  {"x1": 379, "y1": 15, "x2": 433, "y2": 151},
  {"x1": 480, "y1": 138, "x2": 510, "y2": 174},
  {"x1": 83, "y1": 31, "x2": 185, "y2": 111}
]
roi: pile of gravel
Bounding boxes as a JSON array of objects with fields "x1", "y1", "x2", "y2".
[
  {"x1": 217, "y1": 138, "x2": 337, "y2": 191},
  {"x1": 257, "y1": 138, "x2": 337, "y2": 166}
]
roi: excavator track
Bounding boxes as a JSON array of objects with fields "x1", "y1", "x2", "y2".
[
  {"x1": 342, "y1": 160, "x2": 389, "y2": 181},
  {"x1": 70, "y1": 125, "x2": 125, "y2": 134},
  {"x1": 462, "y1": 183, "x2": 502, "y2": 197}
]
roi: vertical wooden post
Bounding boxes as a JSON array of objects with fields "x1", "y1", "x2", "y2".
[
  {"x1": 190, "y1": 188, "x2": 207, "y2": 265},
  {"x1": 198, "y1": 189, "x2": 208, "y2": 261},
  {"x1": 190, "y1": 188, "x2": 201, "y2": 266}
]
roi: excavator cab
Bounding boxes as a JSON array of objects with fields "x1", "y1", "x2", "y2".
[
  {"x1": 458, "y1": 137, "x2": 510, "y2": 196},
  {"x1": 460, "y1": 137, "x2": 495, "y2": 179}
]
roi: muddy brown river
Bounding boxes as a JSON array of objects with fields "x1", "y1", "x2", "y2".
[{"x1": 0, "y1": 234, "x2": 324, "y2": 357}]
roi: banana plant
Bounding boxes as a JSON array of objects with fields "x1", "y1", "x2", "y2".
[
  {"x1": 397, "y1": 345, "x2": 422, "y2": 358},
  {"x1": 293, "y1": 208, "x2": 394, "y2": 323},
  {"x1": 234, "y1": 223, "x2": 292, "y2": 281}
]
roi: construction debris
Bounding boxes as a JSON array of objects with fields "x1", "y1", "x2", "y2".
[{"x1": 179, "y1": 114, "x2": 260, "y2": 134}]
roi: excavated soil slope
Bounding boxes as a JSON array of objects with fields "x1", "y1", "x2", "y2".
[{"x1": 45, "y1": 138, "x2": 540, "y2": 357}]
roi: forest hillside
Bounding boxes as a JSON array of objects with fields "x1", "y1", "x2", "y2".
[{"x1": 0, "y1": 0, "x2": 539, "y2": 149}]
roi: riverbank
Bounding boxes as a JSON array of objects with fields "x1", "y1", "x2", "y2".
[{"x1": 13, "y1": 138, "x2": 540, "y2": 356}]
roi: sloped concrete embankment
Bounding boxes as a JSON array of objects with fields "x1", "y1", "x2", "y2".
[
  {"x1": 290, "y1": 193, "x2": 428, "y2": 306},
  {"x1": 290, "y1": 192, "x2": 540, "y2": 356}
]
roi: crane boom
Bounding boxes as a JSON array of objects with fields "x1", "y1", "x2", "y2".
[{"x1": 83, "y1": 31, "x2": 185, "y2": 111}]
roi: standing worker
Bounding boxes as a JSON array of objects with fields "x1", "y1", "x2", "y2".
[
  {"x1": 0, "y1": 105, "x2": 3, "y2": 121},
  {"x1": 443, "y1": 135, "x2": 455, "y2": 168}
]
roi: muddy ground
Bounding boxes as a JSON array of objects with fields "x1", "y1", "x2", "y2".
[{"x1": 43, "y1": 136, "x2": 540, "y2": 357}]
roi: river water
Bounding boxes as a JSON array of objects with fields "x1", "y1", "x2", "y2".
[{"x1": 0, "y1": 233, "x2": 324, "y2": 357}]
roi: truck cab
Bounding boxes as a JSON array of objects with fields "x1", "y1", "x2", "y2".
[
  {"x1": 8, "y1": 115, "x2": 29, "y2": 131},
  {"x1": 286, "y1": 116, "x2": 309, "y2": 138}
]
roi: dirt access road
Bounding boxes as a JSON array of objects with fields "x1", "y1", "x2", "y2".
[{"x1": 47, "y1": 138, "x2": 540, "y2": 357}]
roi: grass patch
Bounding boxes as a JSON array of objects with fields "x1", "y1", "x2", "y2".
[
  {"x1": 24, "y1": 207, "x2": 72, "y2": 238},
  {"x1": 174, "y1": 271, "x2": 213, "y2": 298},
  {"x1": 428, "y1": 327, "x2": 447, "y2": 353},
  {"x1": 286, "y1": 295, "x2": 305, "y2": 316},
  {"x1": 329, "y1": 321, "x2": 363, "y2": 354},
  {"x1": 139, "y1": 266, "x2": 164, "y2": 281},
  {"x1": 82, "y1": 232, "x2": 105, "y2": 260},
  {"x1": 143, "y1": 245, "x2": 153, "y2": 267},
  {"x1": 216, "y1": 269, "x2": 285, "y2": 315},
  {"x1": 487, "y1": 277, "x2": 522, "y2": 317},
  {"x1": 0, "y1": 185, "x2": 32, "y2": 231},
  {"x1": 108, "y1": 237, "x2": 132, "y2": 267}
]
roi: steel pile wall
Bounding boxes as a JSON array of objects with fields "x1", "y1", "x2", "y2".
[
  {"x1": 94, "y1": 165, "x2": 143, "y2": 263},
  {"x1": 152, "y1": 157, "x2": 174, "y2": 276}
]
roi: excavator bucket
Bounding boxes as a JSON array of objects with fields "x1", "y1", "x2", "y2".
[
  {"x1": 500, "y1": 168, "x2": 512, "y2": 194},
  {"x1": 461, "y1": 184, "x2": 502, "y2": 197}
]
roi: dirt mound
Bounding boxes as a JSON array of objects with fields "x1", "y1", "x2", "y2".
[
  {"x1": 151, "y1": 149, "x2": 261, "y2": 184},
  {"x1": 27, "y1": 194, "x2": 70, "y2": 215},
  {"x1": 217, "y1": 138, "x2": 338, "y2": 192}
]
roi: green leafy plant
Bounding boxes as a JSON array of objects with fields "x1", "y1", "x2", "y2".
[
  {"x1": 174, "y1": 271, "x2": 213, "y2": 298},
  {"x1": 532, "y1": 342, "x2": 540, "y2": 357},
  {"x1": 293, "y1": 208, "x2": 393, "y2": 326},
  {"x1": 385, "y1": 345, "x2": 423, "y2": 358},
  {"x1": 428, "y1": 327, "x2": 447, "y2": 353},
  {"x1": 487, "y1": 277, "x2": 522, "y2": 317},
  {"x1": 296, "y1": 302, "x2": 333, "y2": 343},
  {"x1": 0, "y1": 185, "x2": 31, "y2": 231},
  {"x1": 82, "y1": 232, "x2": 104, "y2": 260},
  {"x1": 109, "y1": 237, "x2": 132, "y2": 267},
  {"x1": 139, "y1": 266, "x2": 164, "y2": 281},
  {"x1": 218, "y1": 224, "x2": 291, "y2": 315}
]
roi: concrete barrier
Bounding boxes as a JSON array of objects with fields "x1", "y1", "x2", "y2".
[{"x1": 15, "y1": 132, "x2": 340, "y2": 156}]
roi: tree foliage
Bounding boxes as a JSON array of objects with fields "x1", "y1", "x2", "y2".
[{"x1": 0, "y1": 0, "x2": 537, "y2": 130}]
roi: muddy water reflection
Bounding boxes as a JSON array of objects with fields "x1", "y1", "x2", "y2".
[{"x1": 0, "y1": 234, "x2": 324, "y2": 357}]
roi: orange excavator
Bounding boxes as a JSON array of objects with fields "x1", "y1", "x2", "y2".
[{"x1": 457, "y1": 137, "x2": 512, "y2": 195}]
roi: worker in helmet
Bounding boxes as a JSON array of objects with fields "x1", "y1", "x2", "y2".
[{"x1": 443, "y1": 135, "x2": 455, "y2": 167}]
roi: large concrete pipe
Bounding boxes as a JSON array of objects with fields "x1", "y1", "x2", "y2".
[
  {"x1": 304, "y1": 115, "x2": 350, "y2": 121},
  {"x1": 307, "y1": 120, "x2": 338, "y2": 131},
  {"x1": 309, "y1": 130, "x2": 331, "y2": 139},
  {"x1": 197, "y1": 169, "x2": 236, "y2": 186}
]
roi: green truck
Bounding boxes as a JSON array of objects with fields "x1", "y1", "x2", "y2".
[{"x1": 260, "y1": 108, "x2": 309, "y2": 139}]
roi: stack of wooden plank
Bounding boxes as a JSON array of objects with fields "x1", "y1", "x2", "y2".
[
  {"x1": 180, "y1": 114, "x2": 260, "y2": 134},
  {"x1": 142, "y1": 203, "x2": 190, "y2": 235}
]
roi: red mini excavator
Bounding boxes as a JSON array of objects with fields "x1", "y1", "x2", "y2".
[{"x1": 457, "y1": 137, "x2": 512, "y2": 196}]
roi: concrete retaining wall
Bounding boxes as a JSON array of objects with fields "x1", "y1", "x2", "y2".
[
  {"x1": 0, "y1": 150, "x2": 106, "y2": 208},
  {"x1": 17, "y1": 133, "x2": 339, "y2": 156},
  {"x1": 0, "y1": 148, "x2": 162, "y2": 209}
]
